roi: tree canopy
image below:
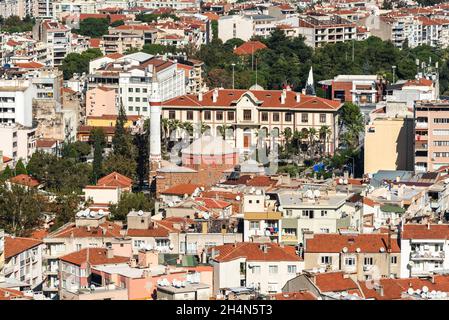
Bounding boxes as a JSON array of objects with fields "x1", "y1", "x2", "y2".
[
  {"x1": 74, "y1": 18, "x2": 109, "y2": 38},
  {"x1": 60, "y1": 48, "x2": 103, "y2": 80},
  {"x1": 109, "y1": 192, "x2": 154, "y2": 221}
]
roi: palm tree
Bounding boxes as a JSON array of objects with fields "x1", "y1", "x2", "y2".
[
  {"x1": 181, "y1": 122, "x2": 194, "y2": 138},
  {"x1": 282, "y1": 127, "x2": 292, "y2": 147},
  {"x1": 308, "y1": 128, "x2": 318, "y2": 159},
  {"x1": 161, "y1": 118, "x2": 170, "y2": 146},
  {"x1": 319, "y1": 125, "x2": 332, "y2": 156}
]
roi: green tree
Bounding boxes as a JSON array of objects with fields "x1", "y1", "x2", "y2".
[
  {"x1": 109, "y1": 192, "x2": 154, "y2": 221},
  {"x1": 60, "y1": 48, "x2": 102, "y2": 79},
  {"x1": 50, "y1": 192, "x2": 82, "y2": 231},
  {"x1": 0, "y1": 183, "x2": 44, "y2": 236},
  {"x1": 110, "y1": 19, "x2": 125, "y2": 27},
  {"x1": 75, "y1": 18, "x2": 109, "y2": 38},
  {"x1": 14, "y1": 159, "x2": 27, "y2": 175},
  {"x1": 90, "y1": 128, "x2": 106, "y2": 183},
  {"x1": 61, "y1": 141, "x2": 91, "y2": 161},
  {"x1": 1, "y1": 166, "x2": 12, "y2": 181},
  {"x1": 339, "y1": 102, "x2": 365, "y2": 150}
]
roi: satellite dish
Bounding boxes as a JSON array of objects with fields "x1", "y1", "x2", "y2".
[
  {"x1": 200, "y1": 186, "x2": 205, "y2": 191},
  {"x1": 90, "y1": 284, "x2": 96, "y2": 290},
  {"x1": 168, "y1": 202, "x2": 174, "y2": 207},
  {"x1": 255, "y1": 189, "x2": 262, "y2": 195},
  {"x1": 235, "y1": 196, "x2": 241, "y2": 201},
  {"x1": 343, "y1": 179, "x2": 348, "y2": 185},
  {"x1": 341, "y1": 291, "x2": 348, "y2": 297},
  {"x1": 278, "y1": 206, "x2": 283, "y2": 211},
  {"x1": 319, "y1": 267, "x2": 325, "y2": 273},
  {"x1": 422, "y1": 286, "x2": 429, "y2": 293},
  {"x1": 265, "y1": 195, "x2": 270, "y2": 200},
  {"x1": 203, "y1": 212, "x2": 210, "y2": 219},
  {"x1": 442, "y1": 292, "x2": 447, "y2": 298},
  {"x1": 356, "y1": 248, "x2": 361, "y2": 253},
  {"x1": 76, "y1": 211, "x2": 83, "y2": 217},
  {"x1": 415, "y1": 289, "x2": 421, "y2": 295},
  {"x1": 306, "y1": 190, "x2": 313, "y2": 199},
  {"x1": 98, "y1": 209, "x2": 104, "y2": 216},
  {"x1": 342, "y1": 247, "x2": 348, "y2": 253},
  {"x1": 138, "y1": 210, "x2": 144, "y2": 216},
  {"x1": 89, "y1": 211, "x2": 96, "y2": 217},
  {"x1": 313, "y1": 190, "x2": 321, "y2": 198},
  {"x1": 169, "y1": 244, "x2": 174, "y2": 250},
  {"x1": 407, "y1": 288, "x2": 414, "y2": 295},
  {"x1": 338, "y1": 178, "x2": 343, "y2": 184},
  {"x1": 379, "y1": 247, "x2": 385, "y2": 252}
]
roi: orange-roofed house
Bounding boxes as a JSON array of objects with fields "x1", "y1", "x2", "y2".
[
  {"x1": 58, "y1": 248, "x2": 129, "y2": 300},
  {"x1": 160, "y1": 183, "x2": 204, "y2": 204},
  {"x1": 162, "y1": 88, "x2": 343, "y2": 155},
  {"x1": 400, "y1": 224, "x2": 449, "y2": 278},
  {"x1": 304, "y1": 232, "x2": 401, "y2": 281},
  {"x1": 8, "y1": 174, "x2": 41, "y2": 189},
  {"x1": 233, "y1": 41, "x2": 267, "y2": 56},
  {"x1": 208, "y1": 242, "x2": 303, "y2": 295},
  {"x1": 4, "y1": 236, "x2": 45, "y2": 290}
]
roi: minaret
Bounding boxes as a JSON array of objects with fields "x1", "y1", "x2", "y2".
[
  {"x1": 149, "y1": 80, "x2": 162, "y2": 180},
  {"x1": 305, "y1": 66, "x2": 316, "y2": 96}
]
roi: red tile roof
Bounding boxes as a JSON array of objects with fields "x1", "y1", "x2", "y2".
[
  {"x1": 4, "y1": 236, "x2": 43, "y2": 259},
  {"x1": 105, "y1": 53, "x2": 124, "y2": 59},
  {"x1": 404, "y1": 78, "x2": 433, "y2": 87},
  {"x1": 194, "y1": 197, "x2": 230, "y2": 209},
  {"x1": 30, "y1": 229, "x2": 49, "y2": 240},
  {"x1": 246, "y1": 176, "x2": 276, "y2": 187},
  {"x1": 314, "y1": 272, "x2": 360, "y2": 293},
  {"x1": 127, "y1": 228, "x2": 170, "y2": 237},
  {"x1": 89, "y1": 38, "x2": 101, "y2": 48},
  {"x1": 234, "y1": 41, "x2": 267, "y2": 56},
  {"x1": 97, "y1": 171, "x2": 133, "y2": 188},
  {"x1": 402, "y1": 224, "x2": 449, "y2": 239},
  {"x1": 0, "y1": 288, "x2": 28, "y2": 300},
  {"x1": 36, "y1": 139, "x2": 58, "y2": 148},
  {"x1": 51, "y1": 221, "x2": 122, "y2": 238},
  {"x1": 358, "y1": 275, "x2": 449, "y2": 300},
  {"x1": 60, "y1": 248, "x2": 129, "y2": 266},
  {"x1": 15, "y1": 61, "x2": 44, "y2": 69},
  {"x1": 306, "y1": 233, "x2": 400, "y2": 253},
  {"x1": 2, "y1": 156, "x2": 12, "y2": 163},
  {"x1": 62, "y1": 87, "x2": 77, "y2": 94},
  {"x1": 163, "y1": 89, "x2": 342, "y2": 111},
  {"x1": 160, "y1": 183, "x2": 203, "y2": 196},
  {"x1": 202, "y1": 12, "x2": 220, "y2": 21},
  {"x1": 9, "y1": 174, "x2": 40, "y2": 188},
  {"x1": 210, "y1": 243, "x2": 301, "y2": 262}
]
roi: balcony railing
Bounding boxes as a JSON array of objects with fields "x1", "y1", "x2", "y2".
[
  {"x1": 416, "y1": 122, "x2": 428, "y2": 129},
  {"x1": 411, "y1": 251, "x2": 445, "y2": 261}
]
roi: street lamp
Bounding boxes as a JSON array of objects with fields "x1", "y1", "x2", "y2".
[{"x1": 231, "y1": 63, "x2": 236, "y2": 89}]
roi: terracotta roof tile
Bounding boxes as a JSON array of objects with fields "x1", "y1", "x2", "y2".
[
  {"x1": 306, "y1": 233, "x2": 400, "y2": 253},
  {"x1": 402, "y1": 224, "x2": 449, "y2": 239},
  {"x1": 4, "y1": 236, "x2": 43, "y2": 259},
  {"x1": 60, "y1": 248, "x2": 129, "y2": 266},
  {"x1": 9, "y1": 174, "x2": 40, "y2": 188},
  {"x1": 314, "y1": 272, "x2": 360, "y2": 293},
  {"x1": 273, "y1": 291, "x2": 317, "y2": 300},
  {"x1": 160, "y1": 183, "x2": 203, "y2": 196},
  {"x1": 210, "y1": 242, "x2": 301, "y2": 262},
  {"x1": 234, "y1": 41, "x2": 267, "y2": 56},
  {"x1": 97, "y1": 171, "x2": 133, "y2": 188},
  {"x1": 51, "y1": 221, "x2": 122, "y2": 238}
]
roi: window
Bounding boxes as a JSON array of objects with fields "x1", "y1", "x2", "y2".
[
  {"x1": 287, "y1": 265, "x2": 297, "y2": 274},
  {"x1": 135, "y1": 88, "x2": 140, "y2": 93},
  {"x1": 143, "y1": 88, "x2": 147, "y2": 93},
  {"x1": 204, "y1": 110, "x2": 211, "y2": 120},
  {"x1": 301, "y1": 113, "x2": 308, "y2": 123},
  {"x1": 249, "y1": 221, "x2": 260, "y2": 229},
  {"x1": 135, "y1": 97, "x2": 140, "y2": 102},
  {"x1": 143, "y1": 107, "x2": 148, "y2": 112},
  {"x1": 321, "y1": 256, "x2": 332, "y2": 264},
  {"x1": 345, "y1": 257, "x2": 356, "y2": 266},
  {"x1": 128, "y1": 97, "x2": 133, "y2": 102},
  {"x1": 364, "y1": 257, "x2": 373, "y2": 266},
  {"x1": 320, "y1": 228, "x2": 330, "y2": 233},
  {"x1": 227, "y1": 111, "x2": 235, "y2": 121},
  {"x1": 273, "y1": 113, "x2": 280, "y2": 122},
  {"x1": 285, "y1": 113, "x2": 292, "y2": 122},
  {"x1": 391, "y1": 256, "x2": 398, "y2": 265},
  {"x1": 285, "y1": 209, "x2": 293, "y2": 217},
  {"x1": 320, "y1": 114, "x2": 326, "y2": 123},
  {"x1": 302, "y1": 210, "x2": 313, "y2": 217},
  {"x1": 136, "y1": 107, "x2": 140, "y2": 112},
  {"x1": 128, "y1": 106, "x2": 133, "y2": 111},
  {"x1": 243, "y1": 110, "x2": 252, "y2": 121},
  {"x1": 134, "y1": 240, "x2": 145, "y2": 248},
  {"x1": 261, "y1": 112, "x2": 269, "y2": 121},
  {"x1": 128, "y1": 88, "x2": 133, "y2": 92},
  {"x1": 143, "y1": 98, "x2": 148, "y2": 102},
  {"x1": 252, "y1": 266, "x2": 261, "y2": 274},
  {"x1": 321, "y1": 210, "x2": 328, "y2": 217},
  {"x1": 283, "y1": 228, "x2": 296, "y2": 236},
  {"x1": 216, "y1": 111, "x2": 223, "y2": 121},
  {"x1": 269, "y1": 265, "x2": 278, "y2": 274},
  {"x1": 187, "y1": 111, "x2": 193, "y2": 120},
  {"x1": 169, "y1": 111, "x2": 176, "y2": 119}
]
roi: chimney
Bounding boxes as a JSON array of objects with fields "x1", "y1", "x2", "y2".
[
  {"x1": 198, "y1": 91, "x2": 203, "y2": 101},
  {"x1": 212, "y1": 88, "x2": 219, "y2": 103},
  {"x1": 427, "y1": 222, "x2": 431, "y2": 230},
  {"x1": 281, "y1": 89, "x2": 286, "y2": 104},
  {"x1": 106, "y1": 247, "x2": 114, "y2": 259},
  {"x1": 296, "y1": 93, "x2": 301, "y2": 103},
  {"x1": 375, "y1": 285, "x2": 384, "y2": 297}
]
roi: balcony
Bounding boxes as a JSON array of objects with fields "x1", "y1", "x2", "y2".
[
  {"x1": 411, "y1": 251, "x2": 445, "y2": 261},
  {"x1": 415, "y1": 134, "x2": 428, "y2": 141}
]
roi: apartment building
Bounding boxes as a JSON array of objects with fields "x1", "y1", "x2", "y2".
[
  {"x1": 330, "y1": 75, "x2": 385, "y2": 106},
  {"x1": 42, "y1": 215, "x2": 123, "y2": 299},
  {"x1": 297, "y1": 14, "x2": 356, "y2": 48},
  {"x1": 3, "y1": 237, "x2": 45, "y2": 290},
  {"x1": 135, "y1": 0, "x2": 199, "y2": 11},
  {"x1": 88, "y1": 53, "x2": 185, "y2": 117},
  {"x1": 364, "y1": 102, "x2": 414, "y2": 174},
  {"x1": 218, "y1": 14, "x2": 276, "y2": 42},
  {"x1": 275, "y1": 189, "x2": 354, "y2": 245},
  {"x1": 0, "y1": 125, "x2": 36, "y2": 164},
  {"x1": 33, "y1": 20, "x2": 71, "y2": 67},
  {"x1": 37, "y1": 0, "x2": 53, "y2": 17},
  {"x1": 0, "y1": 79, "x2": 35, "y2": 127},
  {"x1": 85, "y1": 86, "x2": 117, "y2": 117},
  {"x1": 208, "y1": 242, "x2": 303, "y2": 295},
  {"x1": 414, "y1": 101, "x2": 449, "y2": 172},
  {"x1": 103, "y1": 25, "x2": 157, "y2": 55},
  {"x1": 400, "y1": 224, "x2": 449, "y2": 278},
  {"x1": 162, "y1": 88, "x2": 342, "y2": 155},
  {"x1": 304, "y1": 232, "x2": 401, "y2": 281}
]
